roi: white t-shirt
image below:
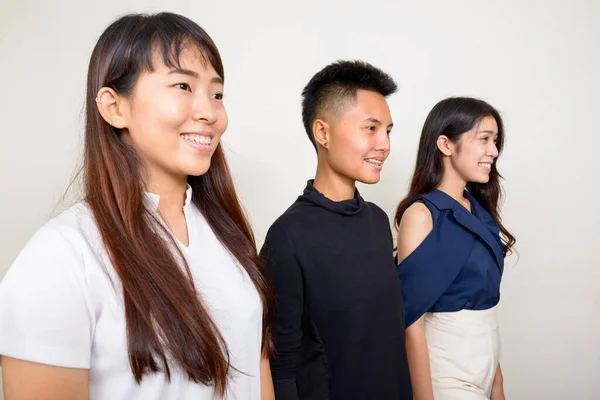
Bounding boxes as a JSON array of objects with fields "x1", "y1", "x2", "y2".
[{"x1": 0, "y1": 187, "x2": 263, "y2": 399}]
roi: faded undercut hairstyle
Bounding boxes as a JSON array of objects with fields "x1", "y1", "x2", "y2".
[{"x1": 301, "y1": 60, "x2": 397, "y2": 150}]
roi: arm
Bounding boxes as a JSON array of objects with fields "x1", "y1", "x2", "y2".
[
  {"x1": 260, "y1": 224, "x2": 303, "y2": 400},
  {"x1": 260, "y1": 357, "x2": 275, "y2": 400},
  {"x1": 491, "y1": 363, "x2": 505, "y2": 400},
  {"x1": 406, "y1": 318, "x2": 434, "y2": 400},
  {"x1": 0, "y1": 227, "x2": 94, "y2": 400},
  {"x1": 397, "y1": 202, "x2": 435, "y2": 400},
  {"x1": 2, "y1": 357, "x2": 89, "y2": 400}
]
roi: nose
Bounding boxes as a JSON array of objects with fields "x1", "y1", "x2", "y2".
[
  {"x1": 375, "y1": 130, "x2": 391, "y2": 153},
  {"x1": 192, "y1": 94, "x2": 217, "y2": 124},
  {"x1": 488, "y1": 140, "x2": 499, "y2": 158}
]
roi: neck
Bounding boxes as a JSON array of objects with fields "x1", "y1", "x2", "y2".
[
  {"x1": 437, "y1": 168, "x2": 467, "y2": 203},
  {"x1": 144, "y1": 169, "x2": 188, "y2": 217},
  {"x1": 313, "y1": 159, "x2": 356, "y2": 202}
]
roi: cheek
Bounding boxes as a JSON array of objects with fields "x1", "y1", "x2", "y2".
[
  {"x1": 456, "y1": 145, "x2": 486, "y2": 176},
  {"x1": 157, "y1": 97, "x2": 191, "y2": 126},
  {"x1": 477, "y1": 144, "x2": 487, "y2": 156},
  {"x1": 135, "y1": 96, "x2": 191, "y2": 132},
  {"x1": 215, "y1": 107, "x2": 228, "y2": 136},
  {"x1": 460, "y1": 143, "x2": 483, "y2": 162},
  {"x1": 340, "y1": 135, "x2": 371, "y2": 158},
  {"x1": 331, "y1": 139, "x2": 361, "y2": 169},
  {"x1": 452, "y1": 151, "x2": 470, "y2": 170}
]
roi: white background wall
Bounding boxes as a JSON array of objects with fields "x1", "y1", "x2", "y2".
[{"x1": 1, "y1": 0, "x2": 599, "y2": 398}]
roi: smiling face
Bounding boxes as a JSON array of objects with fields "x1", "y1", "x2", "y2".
[
  {"x1": 117, "y1": 45, "x2": 228, "y2": 184},
  {"x1": 319, "y1": 89, "x2": 393, "y2": 184},
  {"x1": 448, "y1": 116, "x2": 500, "y2": 184}
]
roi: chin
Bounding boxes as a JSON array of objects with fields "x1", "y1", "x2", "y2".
[
  {"x1": 470, "y1": 174, "x2": 490, "y2": 184},
  {"x1": 185, "y1": 162, "x2": 212, "y2": 177},
  {"x1": 356, "y1": 173, "x2": 381, "y2": 185}
]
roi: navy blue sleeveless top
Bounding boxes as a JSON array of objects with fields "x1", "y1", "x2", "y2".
[{"x1": 396, "y1": 189, "x2": 505, "y2": 327}]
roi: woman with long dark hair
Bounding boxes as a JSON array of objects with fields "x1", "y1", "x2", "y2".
[
  {"x1": 0, "y1": 12, "x2": 275, "y2": 399},
  {"x1": 395, "y1": 97, "x2": 515, "y2": 400}
]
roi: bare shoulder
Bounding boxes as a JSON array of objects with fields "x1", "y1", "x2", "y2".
[
  {"x1": 400, "y1": 202, "x2": 433, "y2": 230},
  {"x1": 397, "y1": 202, "x2": 434, "y2": 264}
]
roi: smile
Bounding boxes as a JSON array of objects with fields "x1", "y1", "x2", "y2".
[
  {"x1": 365, "y1": 158, "x2": 383, "y2": 166},
  {"x1": 181, "y1": 134, "x2": 212, "y2": 146},
  {"x1": 478, "y1": 162, "x2": 492, "y2": 171}
]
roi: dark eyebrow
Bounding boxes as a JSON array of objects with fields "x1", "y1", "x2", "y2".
[
  {"x1": 363, "y1": 117, "x2": 394, "y2": 129},
  {"x1": 478, "y1": 130, "x2": 498, "y2": 136},
  {"x1": 168, "y1": 69, "x2": 224, "y2": 85},
  {"x1": 168, "y1": 68, "x2": 198, "y2": 78}
]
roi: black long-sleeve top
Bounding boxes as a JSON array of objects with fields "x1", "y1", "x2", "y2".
[{"x1": 260, "y1": 181, "x2": 413, "y2": 400}]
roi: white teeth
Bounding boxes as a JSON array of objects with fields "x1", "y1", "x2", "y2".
[
  {"x1": 479, "y1": 163, "x2": 491, "y2": 168},
  {"x1": 182, "y1": 134, "x2": 211, "y2": 145},
  {"x1": 365, "y1": 159, "x2": 383, "y2": 166}
]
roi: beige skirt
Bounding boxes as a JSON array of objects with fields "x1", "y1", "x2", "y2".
[{"x1": 424, "y1": 306, "x2": 500, "y2": 399}]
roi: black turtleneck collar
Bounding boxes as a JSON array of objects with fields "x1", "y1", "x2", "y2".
[{"x1": 299, "y1": 180, "x2": 365, "y2": 216}]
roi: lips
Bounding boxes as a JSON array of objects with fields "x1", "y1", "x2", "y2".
[
  {"x1": 365, "y1": 158, "x2": 384, "y2": 167},
  {"x1": 478, "y1": 162, "x2": 492, "y2": 171},
  {"x1": 181, "y1": 133, "x2": 212, "y2": 145}
]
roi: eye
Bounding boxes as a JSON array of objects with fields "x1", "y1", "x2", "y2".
[
  {"x1": 212, "y1": 92, "x2": 224, "y2": 100},
  {"x1": 367, "y1": 125, "x2": 376, "y2": 131},
  {"x1": 175, "y1": 83, "x2": 192, "y2": 92},
  {"x1": 387, "y1": 129, "x2": 392, "y2": 135}
]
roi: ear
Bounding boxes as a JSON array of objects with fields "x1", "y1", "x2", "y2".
[
  {"x1": 312, "y1": 118, "x2": 330, "y2": 149},
  {"x1": 95, "y1": 87, "x2": 128, "y2": 129},
  {"x1": 436, "y1": 134, "x2": 453, "y2": 156}
]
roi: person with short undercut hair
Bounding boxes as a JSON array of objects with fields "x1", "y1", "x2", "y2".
[{"x1": 260, "y1": 60, "x2": 413, "y2": 400}]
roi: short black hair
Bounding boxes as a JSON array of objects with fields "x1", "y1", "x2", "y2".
[{"x1": 301, "y1": 60, "x2": 397, "y2": 150}]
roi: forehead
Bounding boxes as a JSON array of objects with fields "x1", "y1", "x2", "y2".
[
  {"x1": 476, "y1": 116, "x2": 499, "y2": 134},
  {"x1": 343, "y1": 89, "x2": 392, "y2": 121},
  {"x1": 149, "y1": 44, "x2": 217, "y2": 76}
]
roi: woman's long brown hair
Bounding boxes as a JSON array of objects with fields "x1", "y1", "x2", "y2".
[
  {"x1": 395, "y1": 97, "x2": 515, "y2": 256},
  {"x1": 83, "y1": 13, "x2": 274, "y2": 395}
]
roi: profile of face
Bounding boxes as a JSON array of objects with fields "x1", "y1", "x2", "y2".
[
  {"x1": 98, "y1": 45, "x2": 227, "y2": 182},
  {"x1": 440, "y1": 116, "x2": 499, "y2": 184},
  {"x1": 316, "y1": 89, "x2": 393, "y2": 184}
]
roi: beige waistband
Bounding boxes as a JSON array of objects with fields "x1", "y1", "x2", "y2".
[{"x1": 424, "y1": 305, "x2": 498, "y2": 334}]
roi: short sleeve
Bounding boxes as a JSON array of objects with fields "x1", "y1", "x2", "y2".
[{"x1": 0, "y1": 225, "x2": 94, "y2": 368}]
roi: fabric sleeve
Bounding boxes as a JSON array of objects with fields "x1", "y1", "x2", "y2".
[
  {"x1": 260, "y1": 222, "x2": 303, "y2": 400},
  {"x1": 0, "y1": 225, "x2": 94, "y2": 368},
  {"x1": 397, "y1": 214, "x2": 474, "y2": 327}
]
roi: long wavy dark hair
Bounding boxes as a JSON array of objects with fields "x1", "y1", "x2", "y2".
[
  {"x1": 84, "y1": 12, "x2": 274, "y2": 395},
  {"x1": 395, "y1": 97, "x2": 515, "y2": 255}
]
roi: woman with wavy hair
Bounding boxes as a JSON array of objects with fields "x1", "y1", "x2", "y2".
[
  {"x1": 396, "y1": 97, "x2": 515, "y2": 400},
  {"x1": 0, "y1": 12, "x2": 274, "y2": 400}
]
